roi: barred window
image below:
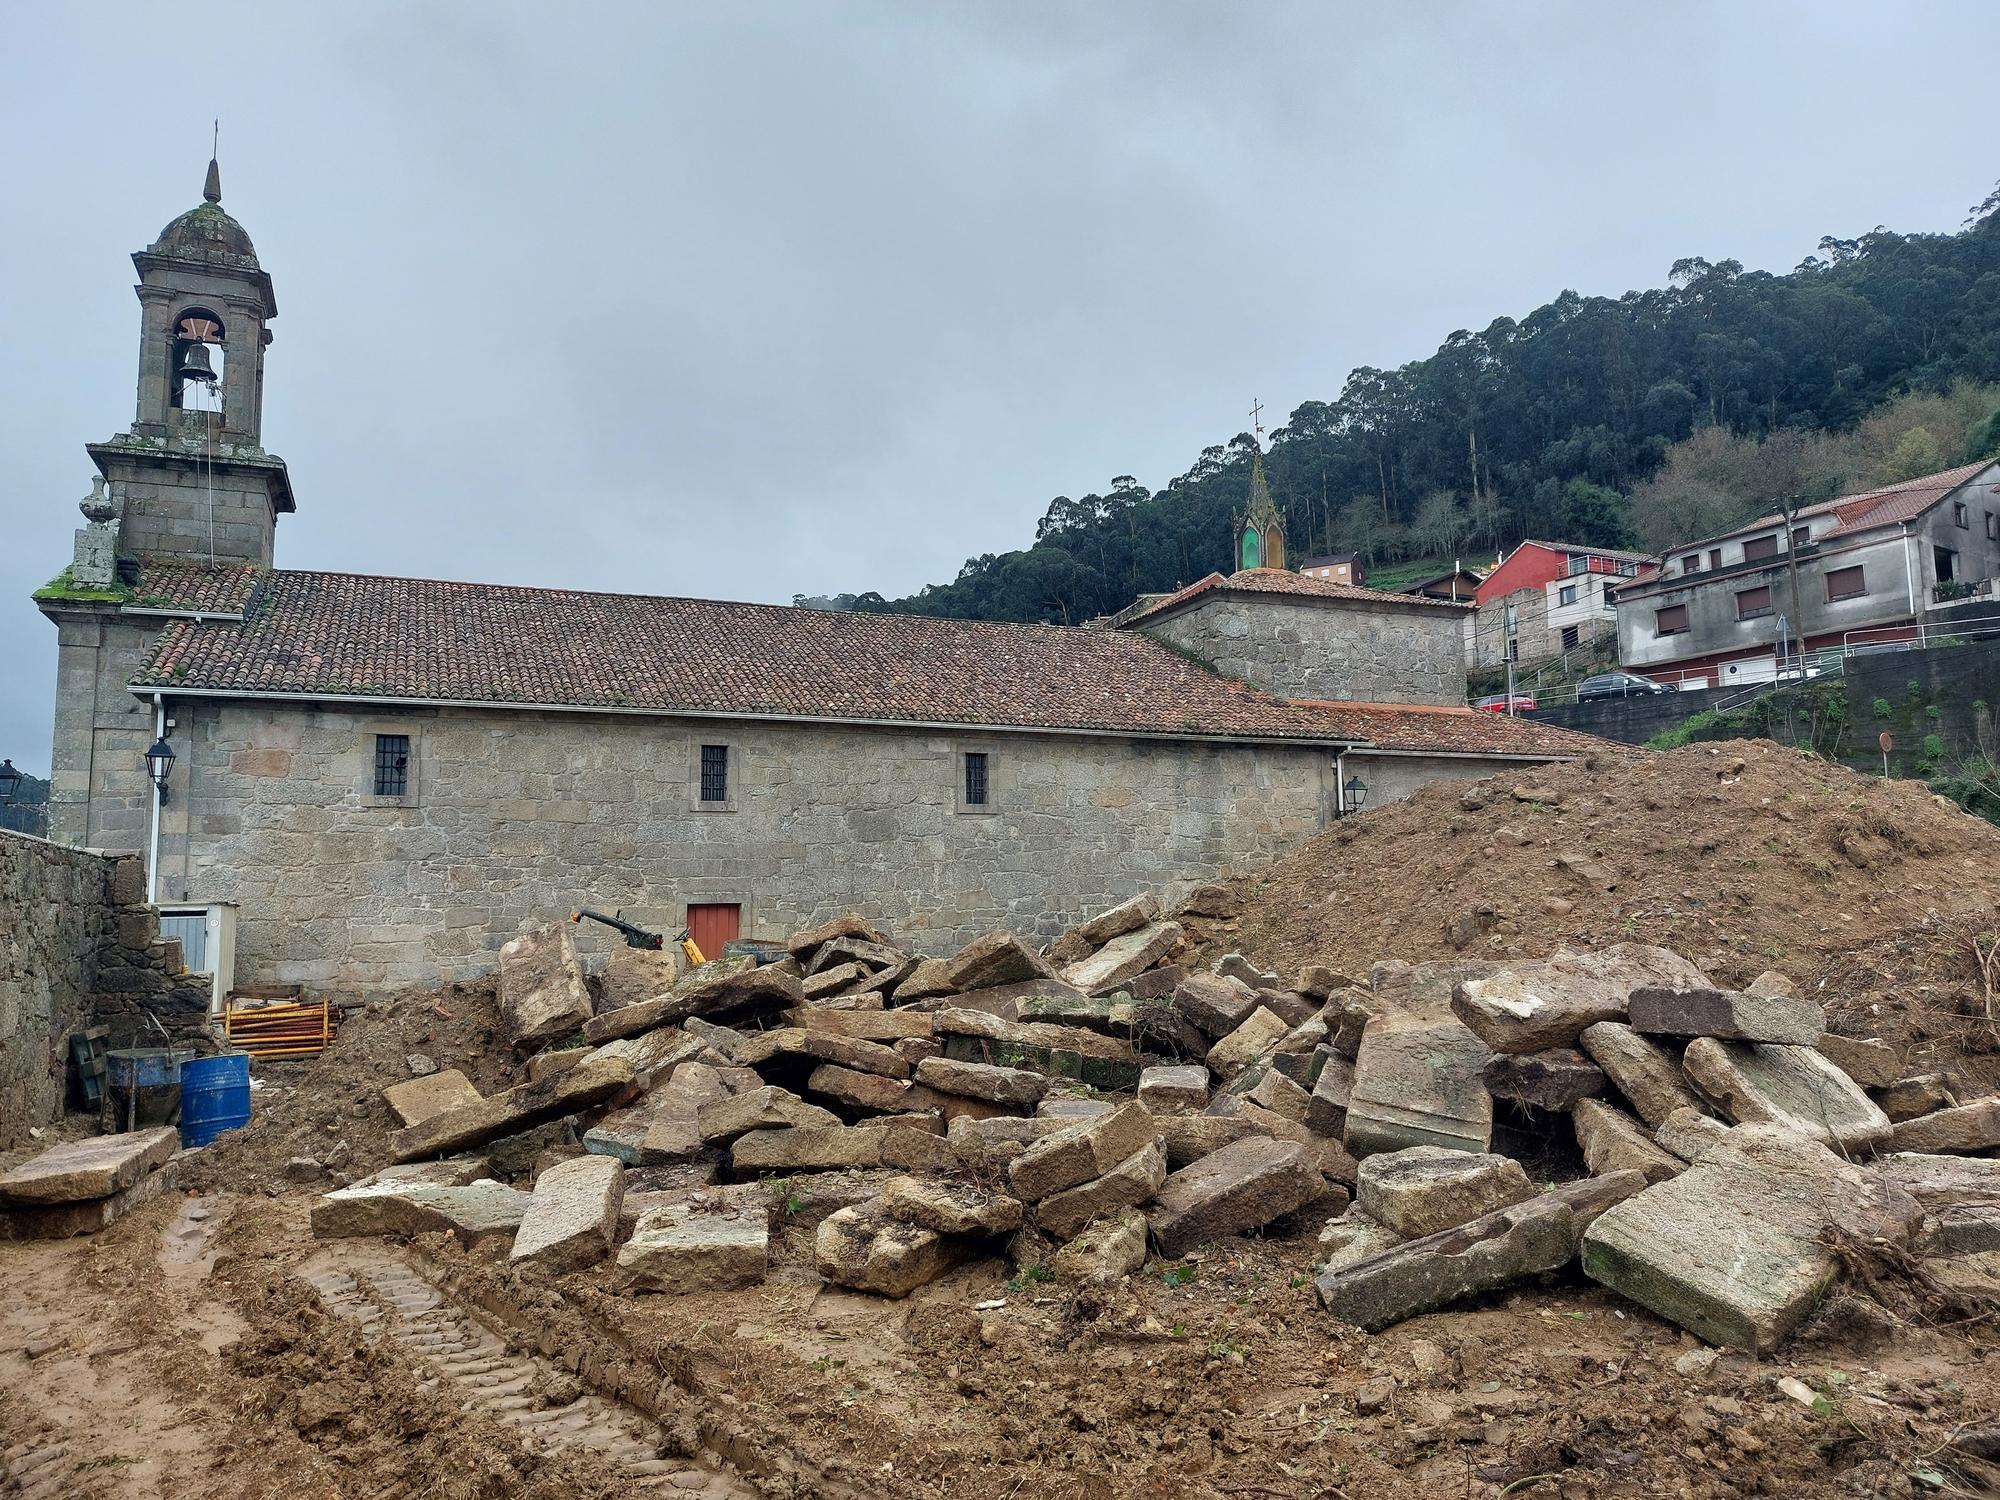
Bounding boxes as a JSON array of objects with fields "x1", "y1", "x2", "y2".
[
  {"x1": 963, "y1": 751, "x2": 989, "y2": 807},
  {"x1": 699, "y1": 744, "x2": 729, "y2": 802},
  {"x1": 373, "y1": 734, "x2": 409, "y2": 797}
]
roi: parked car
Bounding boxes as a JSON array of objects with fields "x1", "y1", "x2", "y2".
[
  {"x1": 1473, "y1": 692, "x2": 1536, "y2": 713},
  {"x1": 1576, "y1": 670, "x2": 1676, "y2": 701}
]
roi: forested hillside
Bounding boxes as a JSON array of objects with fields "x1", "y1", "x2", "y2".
[{"x1": 849, "y1": 184, "x2": 2000, "y2": 626}]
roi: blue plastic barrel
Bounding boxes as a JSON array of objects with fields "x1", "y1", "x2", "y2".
[{"x1": 179, "y1": 1052, "x2": 252, "y2": 1146}]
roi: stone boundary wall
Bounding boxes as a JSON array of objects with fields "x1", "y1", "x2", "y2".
[{"x1": 0, "y1": 831, "x2": 207, "y2": 1147}]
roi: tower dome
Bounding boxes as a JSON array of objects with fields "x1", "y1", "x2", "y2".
[{"x1": 147, "y1": 157, "x2": 259, "y2": 266}]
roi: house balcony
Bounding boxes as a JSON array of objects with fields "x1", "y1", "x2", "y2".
[{"x1": 1558, "y1": 556, "x2": 1643, "y2": 580}]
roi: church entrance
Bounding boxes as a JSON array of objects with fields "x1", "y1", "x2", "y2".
[{"x1": 687, "y1": 902, "x2": 741, "y2": 958}]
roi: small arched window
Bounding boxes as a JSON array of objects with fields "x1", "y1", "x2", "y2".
[{"x1": 171, "y1": 309, "x2": 226, "y2": 414}]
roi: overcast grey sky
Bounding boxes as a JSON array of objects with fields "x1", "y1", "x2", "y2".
[{"x1": 4, "y1": 2, "x2": 1998, "y2": 777}]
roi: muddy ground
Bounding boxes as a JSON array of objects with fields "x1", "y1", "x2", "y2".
[
  {"x1": 4, "y1": 1169, "x2": 1996, "y2": 1499},
  {"x1": 6, "y1": 739, "x2": 2000, "y2": 1498}
]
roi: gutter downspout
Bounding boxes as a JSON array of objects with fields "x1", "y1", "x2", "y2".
[
  {"x1": 147, "y1": 694, "x2": 164, "y2": 905},
  {"x1": 1334, "y1": 749, "x2": 1347, "y2": 821},
  {"x1": 1902, "y1": 522, "x2": 1920, "y2": 645}
]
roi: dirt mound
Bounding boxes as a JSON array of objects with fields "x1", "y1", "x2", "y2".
[
  {"x1": 1223, "y1": 740, "x2": 2000, "y2": 994},
  {"x1": 181, "y1": 977, "x2": 523, "y2": 1193}
]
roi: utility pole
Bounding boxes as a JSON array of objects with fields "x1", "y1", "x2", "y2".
[{"x1": 1774, "y1": 494, "x2": 1810, "y2": 678}]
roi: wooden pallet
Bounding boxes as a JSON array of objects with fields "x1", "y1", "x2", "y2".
[{"x1": 223, "y1": 997, "x2": 335, "y2": 1058}]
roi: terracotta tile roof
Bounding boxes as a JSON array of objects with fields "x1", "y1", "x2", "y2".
[
  {"x1": 1669, "y1": 461, "x2": 1998, "y2": 553},
  {"x1": 1825, "y1": 462, "x2": 2000, "y2": 536},
  {"x1": 1514, "y1": 539, "x2": 1658, "y2": 564},
  {"x1": 1122, "y1": 567, "x2": 1468, "y2": 626},
  {"x1": 1295, "y1": 700, "x2": 1613, "y2": 757},
  {"x1": 124, "y1": 563, "x2": 264, "y2": 613},
  {"x1": 127, "y1": 569, "x2": 1377, "y2": 742},
  {"x1": 123, "y1": 569, "x2": 1603, "y2": 759}
]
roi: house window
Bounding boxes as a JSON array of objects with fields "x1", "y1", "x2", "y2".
[
  {"x1": 963, "y1": 752, "x2": 989, "y2": 806},
  {"x1": 1791, "y1": 526, "x2": 1810, "y2": 548},
  {"x1": 1735, "y1": 585, "x2": 1773, "y2": 620},
  {"x1": 1558, "y1": 584, "x2": 1578, "y2": 606},
  {"x1": 1655, "y1": 604, "x2": 1689, "y2": 636},
  {"x1": 1935, "y1": 546, "x2": 1958, "y2": 583},
  {"x1": 1709, "y1": 548, "x2": 1722, "y2": 569},
  {"x1": 1561, "y1": 624, "x2": 1580, "y2": 650},
  {"x1": 1743, "y1": 535, "x2": 1779, "y2": 562},
  {"x1": 1825, "y1": 566, "x2": 1867, "y2": 602},
  {"x1": 699, "y1": 744, "x2": 729, "y2": 803},
  {"x1": 1954, "y1": 501, "x2": 1970, "y2": 529},
  {"x1": 1681, "y1": 556, "x2": 1700, "y2": 574},
  {"x1": 373, "y1": 734, "x2": 409, "y2": 797},
  {"x1": 1986, "y1": 512, "x2": 1998, "y2": 542}
]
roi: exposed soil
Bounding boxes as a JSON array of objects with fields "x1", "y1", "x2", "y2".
[
  {"x1": 7, "y1": 742, "x2": 2000, "y2": 1497},
  {"x1": 1221, "y1": 739, "x2": 2000, "y2": 987},
  {"x1": 177, "y1": 977, "x2": 521, "y2": 1195},
  {"x1": 5, "y1": 1184, "x2": 1996, "y2": 1499}
]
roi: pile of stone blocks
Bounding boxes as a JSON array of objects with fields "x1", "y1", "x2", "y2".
[
  {"x1": 0, "y1": 1127, "x2": 183, "y2": 1239},
  {"x1": 322, "y1": 898, "x2": 1364, "y2": 1299},
  {"x1": 321, "y1": 907, "x2": 2000, "y2": 1351},
  {"x1": 1314, "y1": 950, "x2": 1999, "y2": 1351}
]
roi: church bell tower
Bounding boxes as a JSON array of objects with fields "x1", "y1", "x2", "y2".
[{"x1": 78, "y1": 154, "x2": 294, "y2": 578}]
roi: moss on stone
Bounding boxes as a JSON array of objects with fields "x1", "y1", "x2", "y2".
[{"x1": 32, "y1": 567, "x2": 131, "y2": 604}]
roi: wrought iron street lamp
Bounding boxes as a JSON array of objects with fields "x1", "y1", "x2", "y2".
[
  {"x1": 1342, "y1": 774, "x2": 1369, "y2": 814},
  {"x1": 0, "y1": 759, "x2": 20, "y2": 804},
  {"x1": 144, "y1": 735, "x2": 177, "y2": 805}
]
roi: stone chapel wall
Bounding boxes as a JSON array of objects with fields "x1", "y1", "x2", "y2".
[
  {"x1": 1138, "y1": 596, "x2": 1467, "y2": 706},
  {"x1": 149, "y1": 701, "x2": 1342, "y2": 993}
]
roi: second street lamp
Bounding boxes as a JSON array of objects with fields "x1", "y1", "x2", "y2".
[{"x1": 144, "y1": 736, "x2": 177, "y2": 805}]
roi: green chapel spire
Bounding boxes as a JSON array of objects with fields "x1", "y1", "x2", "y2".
[{"x1": 1238, "y1": 445, "x2": 1287, "y2": 572}]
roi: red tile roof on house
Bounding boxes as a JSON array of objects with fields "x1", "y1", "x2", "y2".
[
  {"x1": 1669, "y1": 461, "x2": 1999, "y2": 553},
  {"x1": 1121, "y1": 567, "x2": 1468, "y2": 626},
  {"x1": 1511, "y1": 539, "x2": 1657, "y2": 564},
  {"x1": 120, "y1": 568, "x2": 1598, "y2": 759}
]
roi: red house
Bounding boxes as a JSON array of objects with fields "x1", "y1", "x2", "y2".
[
  {"x1": 1468, "y1": 540, "x2": 1656, "y2": 669},
  {"x1": 1472, "y1": 540, "x2": 1652, "y2": 606}
]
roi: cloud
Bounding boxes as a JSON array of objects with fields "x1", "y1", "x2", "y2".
[{"x1": 4, "y1": 1, "x2": 1997, "y2": 774}]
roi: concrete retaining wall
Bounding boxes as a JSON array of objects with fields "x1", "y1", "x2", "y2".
[
  {"x1": 1528, "y1": 637, "x2": 2000, "y2": 778},
  {"x1": 1528, "y1": 686, "x2": 1736, "y2": 746}
]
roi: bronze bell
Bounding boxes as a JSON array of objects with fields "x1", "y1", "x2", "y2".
[{"x1": 177, "y1": 339, "x2": 217, "y2": 384}]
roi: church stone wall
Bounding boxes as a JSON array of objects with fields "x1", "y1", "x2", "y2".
[
  {"x1": 1139, "y1": 596, "x2": 1467, "y2": 706},
  {"x1": 148, "y1": 701, "x2": 1341, "y2": 993},
  {"x1": 97, "y1": 443, "x2": 280, "y2": 568},
  {"x1": 44, "y1": 608, "x2": 173, "y2": 851}
]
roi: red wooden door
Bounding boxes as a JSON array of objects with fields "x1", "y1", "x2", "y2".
[{"x1": 687, "y1": 903, "x2": 741, "y2": 959}]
